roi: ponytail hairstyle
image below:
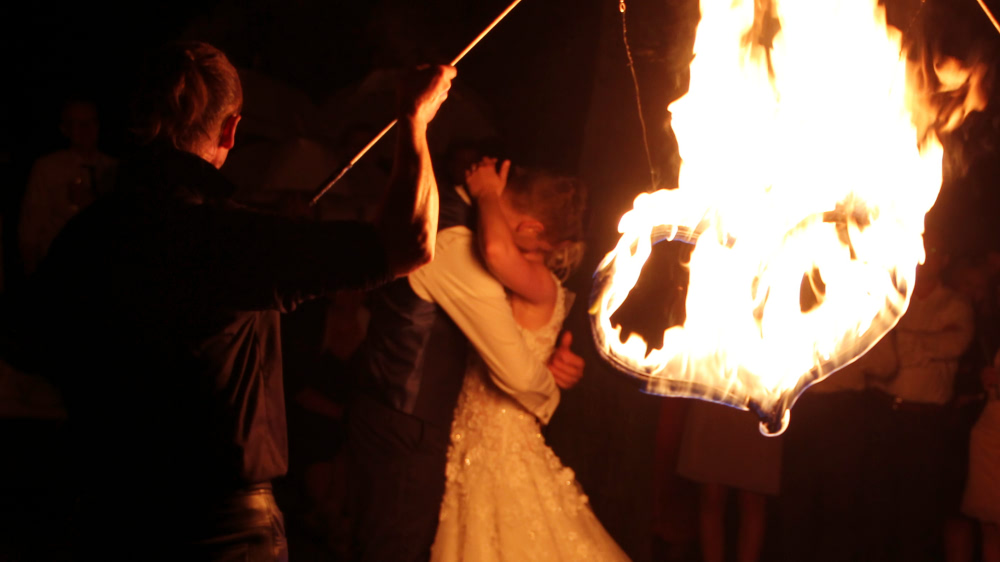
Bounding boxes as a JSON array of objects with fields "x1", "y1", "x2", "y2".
[
  {"x1": 503, "y1": 167, "x2": 588, "y2": 281},
  {"x1": 130, "y1": 41, "x2": 243, "y2": 152}
]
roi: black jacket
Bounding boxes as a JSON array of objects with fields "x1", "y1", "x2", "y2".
[{"x1": 8, "y1": 147, "x2": 390, "y2": 502}]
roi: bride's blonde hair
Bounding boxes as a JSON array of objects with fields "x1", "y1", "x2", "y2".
[
  {"x1": 503, "y1": 167, "x2": 588, "y2": 281},
  {"x1": 546, "y1": 240, "x2": 587, "y2": 282}
]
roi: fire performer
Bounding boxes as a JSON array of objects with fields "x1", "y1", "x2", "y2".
[{"x1": 2, "y1": 41, "x2": 453, "y2": 561}]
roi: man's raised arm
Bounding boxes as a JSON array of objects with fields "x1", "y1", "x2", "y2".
[{"x1": 376, "y1": 65, "x2": 457, "y2": 278}]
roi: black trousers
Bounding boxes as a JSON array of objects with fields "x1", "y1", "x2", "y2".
[
  {"x1": 74, "y1": 483, "x2": 288, "y2": 562},
  {"x1": 861, "y1": 390, "x2": 950, "y2": 562},
  {"x1": 346, "y1": 394, "x2": 450, "y2": 562},
  {"x1": 780, "y1": 390, "x2": 867, "y2": 562}
]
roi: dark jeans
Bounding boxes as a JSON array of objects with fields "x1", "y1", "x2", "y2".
[
  {"x1": 780, "y1": 391, "x2": 867, "y2": 562},
  {"x1": 74, "y1": 484, "x2": 288, "y2": 562},
  {"x1": 861, "y1": 390, "x2": 950, "y2": 562},
  {"x1": 346, "y1": 394, "x2": 450, "y2": 562}
]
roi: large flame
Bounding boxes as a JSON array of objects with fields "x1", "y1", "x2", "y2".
[{"x1": 591, "y1": 0, "x2": 986, "y2": 434}]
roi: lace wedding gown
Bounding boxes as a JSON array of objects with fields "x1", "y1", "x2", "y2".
[{"x1": 430, "y1": 284, "x2": 631, "y2": 562}]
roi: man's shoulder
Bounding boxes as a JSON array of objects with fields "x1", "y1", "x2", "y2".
[
  {"x1": 48, "y1": 196, "x2": 125, "y2": 249},
  {"x1": 420, "y1": 225, "x2": 475, "y2": 272},
  {"x1": 408, "y1": 224, "x2": 505, "y2": 301},
  {"x1": 436, "y1": 224, "x2": 473, "y2": 243},
  {"x1": 29, "y1": 150, "x2": 74, "y2": 177},
  {"x1": 36, "y1": 149, "x2": 75, "y2": 165}
]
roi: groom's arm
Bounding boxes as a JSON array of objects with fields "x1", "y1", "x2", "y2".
[{"x1": 409, "y1": 226, "x2": 560, "y2": 424}]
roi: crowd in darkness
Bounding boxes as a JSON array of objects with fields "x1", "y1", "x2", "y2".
[
  {"x1": 4, "y1": 69, "x2": 1000, "y2": 562},
  {"x1": 5, "y1": 90, "x2": 1000, "y2": 562},
  {"x1": 3, "y1": 1, "x2": 1000, "y2": 562}
]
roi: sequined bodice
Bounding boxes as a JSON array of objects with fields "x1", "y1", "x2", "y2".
[
  {"x1": 432, "y1": 283, "x2": 631, "y2": 561},
  {"x1": 449, "y1": 284, "x2": 569, "y2": 452}
]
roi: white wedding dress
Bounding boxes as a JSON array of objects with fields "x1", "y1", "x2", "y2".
[{"x1": 430, "y1": 284, "x2": 631, "y2": 562}]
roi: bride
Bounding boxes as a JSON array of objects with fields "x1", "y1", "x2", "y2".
[{"x1": 430, "y1": 158, "x2": 630, "y2": 562}]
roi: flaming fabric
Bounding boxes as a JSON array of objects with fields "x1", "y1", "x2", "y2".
[{"x1": 590, "y1": 0, "x2": 986, "y2": 434}]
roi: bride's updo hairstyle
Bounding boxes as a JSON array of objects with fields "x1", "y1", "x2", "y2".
[
  {"x1": 504, "y1": 167, "x2": 588, "y2": 281},
  {"x1": 130, "y1": 41, "x2": 243, "y2": 152}
]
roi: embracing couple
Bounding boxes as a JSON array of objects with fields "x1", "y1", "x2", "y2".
[{"x1": 349, "y1": 155, "x2": 630, "y2": 561}]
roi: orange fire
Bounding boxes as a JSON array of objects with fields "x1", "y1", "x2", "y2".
[{"x1": 591, "y1": 0, "x2": 986, "y2": 434}]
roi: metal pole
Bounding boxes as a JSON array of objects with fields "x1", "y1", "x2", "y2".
[
  {"x1": 310, "y1": 0, "x2": 526, "y2": 206},
  {"x1": 976, "y1": 0, "x2": 1000, "y2": 35}
]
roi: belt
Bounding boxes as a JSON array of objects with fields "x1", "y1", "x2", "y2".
[
  {"x1": 240, "y1": 481, "x2": 273, "y2": 493},
  {"x1": 212, "y1": 482, "x2": 277, "y2": 514},
  {"x1": 75, "y1": 481, "x2": 278, "y2": 531},
  {"x1": 870, "y1": 389, "x2": 946, "y2": 414}
]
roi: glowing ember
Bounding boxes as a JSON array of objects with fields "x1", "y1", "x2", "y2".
[{"x1": 591, "y1": 0, "x2": 986, "y2": 434}]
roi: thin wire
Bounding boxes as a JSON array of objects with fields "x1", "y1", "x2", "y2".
[
  {"x1": 898, "y1": 0, "x2": 928, "y2": 59},
  {"x1": 620, "y1": 0, "x2": 657, "y2": 191}
]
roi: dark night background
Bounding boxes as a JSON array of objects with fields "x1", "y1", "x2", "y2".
[
  {"x1": 3, "y1": 0, "x2": 1000, "y2": 560},
  {"x1": 0, "y1": 1, "x2": 669, "y2": 559}
]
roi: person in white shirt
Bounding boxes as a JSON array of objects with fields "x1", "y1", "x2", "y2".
[
  {"x1": 19, "y1": 100, "x2": 117, "y2": 276},
  {"x1": 863, "y1": 227, "x2": 975, "y2": 562}
]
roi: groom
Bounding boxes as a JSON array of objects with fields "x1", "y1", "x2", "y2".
[{"x1": 348, "y1": 163, "x2": 586, "y2": 562}]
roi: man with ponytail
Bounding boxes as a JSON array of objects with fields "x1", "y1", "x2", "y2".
[{"x1": 9, "y1": 41, "x2": 454, "y2": 561}]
